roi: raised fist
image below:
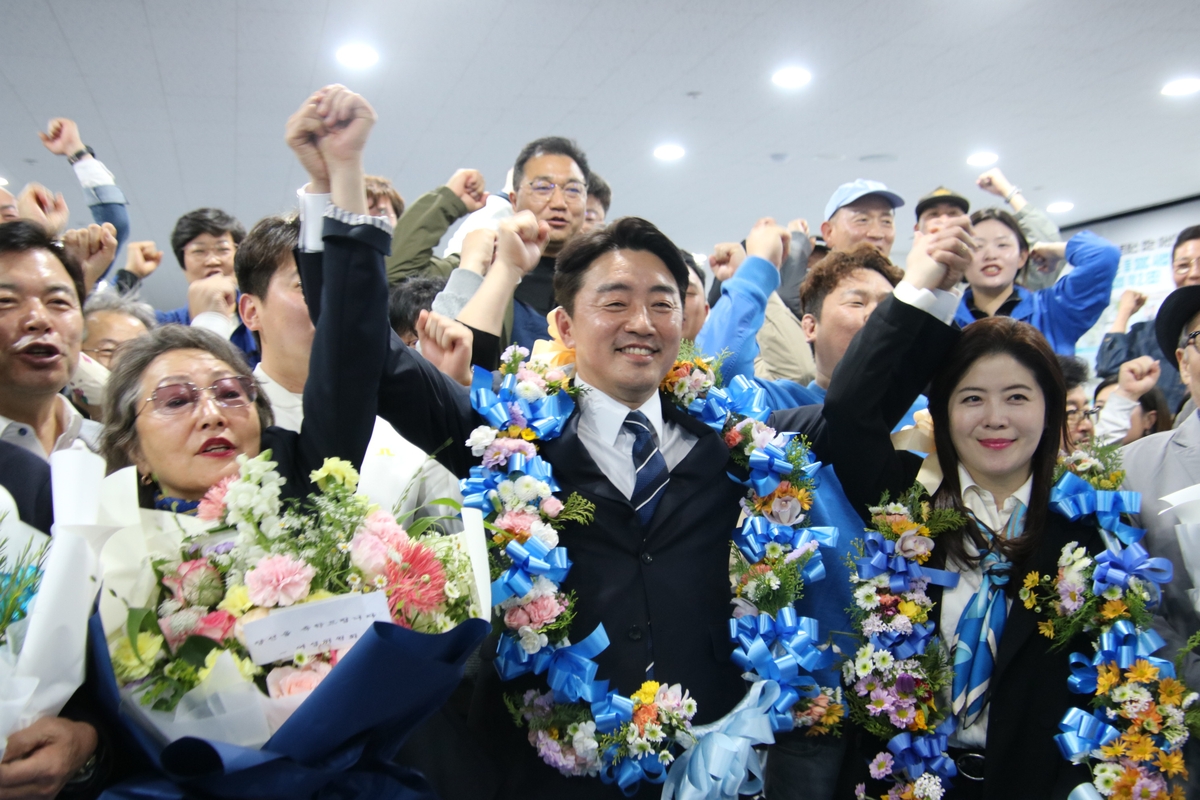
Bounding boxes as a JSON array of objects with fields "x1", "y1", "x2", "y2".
[
  {"x1": 495, "y1": 211, "x2": 548, "y2": 276},
  {"x1": 709, "y1": 242, "x2": 747, "y2": 282},
  {"x1": 416, "y1": 310, "x2": 474, "y2": 387},
  {"x1": 285, "y1": 90, "x2": 332, "y2": 191},
  {"x1": 188, "y1": 274, "x2": 238, "y2": 320},
  {"x1": 745, "y1": 217, "x2": 790, "y2": 269},
  {"x1": 976, "y1": 168, "x2": 1014, "y2": 199},
  {"x1": 62, "y1": 222, "x2": 118, "y2": 295},
  {"x1": 459, "y1": 228, "x2": 498, "y2": 275},
  {"x1": 1117, "y1": 356, "x2": 1161, "y2": 401},
  {"x1": 907, "y1": 215, "x2": 976, "y2": 291},
  {"x1": 39, "y1": 118, "x2": 85, "y2": 157},
  {"x1": 17, "y1": 183, "x2": 70, "y2": 235},
  {"x1": 312, "y1": 84, "x2": 376, "y2": 166},
  {"x1": 125, "y1": 241, "x2": 164, "y2": 279},
  {"x1": 1115, "y1": 289, "x2": 1148, "y2": 321},
  {"x1": 446, "y1": 169, "x2": 488, "y2": 213}
]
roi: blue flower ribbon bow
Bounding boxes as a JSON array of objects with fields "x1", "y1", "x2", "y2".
[
  {"x1": 1095, "y1": 619, "x2": 1176, "y2": 675},
  {"x1": 660, "y1": 679, "x2": 780, "y2": 800},
  {"x1": 886, "y1": 717, "x2": 958, "y2": 782},
  {"x1": 459, "y1": 466, "x2": 503, "y2": 513},
  {"x1": 1091, "y1": 541, "x2": 1172, "y2": 600},
  {"x1": 1054, "y1": 707, "x2": 1120, "y2": 763},
  {"x1": 490, "y1": 537, "x2": 572, "y2": 604},
  {"x1": 591, "y1": 688, "x2": 635, "y2": 734},
  {"x1": 545, "y1": 625, "x2": 611, "y2": 704},
  {"x1": 686, "y1": 374, "x2": 772, "y2": 433},
  {"x1": 470, "y1": 365, "x2": 575, "y2": 441},
  {"x1": 856, "y1": 531, "x2": 960, "y2": 593},
  {"x1": 733, "y1": 516, "x2": 838, "y2": 581},
  {"x1": 1050, "y1": 471, "x2": 1145, "y2": 545},
  {"x1": 745, "y1": 435, "x2": 794, "y2": 497},
  {"x1": 728, "y1": 610, "x2": 830, "y2": 730}
]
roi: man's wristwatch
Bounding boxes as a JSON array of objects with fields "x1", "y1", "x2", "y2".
[
  {"x1": 64, "y1": 753, "x2": 98, "y2": 785},
  {"x1": 67, "y1": 145, "x2": 96, "y2": 165}
]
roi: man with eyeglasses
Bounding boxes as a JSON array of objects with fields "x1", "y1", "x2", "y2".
[
  {"x1": 1120, "y1": 285, "x2": 1200, "y2": 789},
  {"x1": 386, "y1": 136, "x2": 592, "y2": 349},
  {"x1": 1060, "y1": 354, "x2": 1096, "y2": 449},
  {"x1": 1097, "y1": 225, "x2": 1200, "y2": 416}
]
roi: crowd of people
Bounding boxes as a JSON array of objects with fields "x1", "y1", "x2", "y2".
[{"x1": 0, "y1": 81, "x2": 1196, "y2": 800}]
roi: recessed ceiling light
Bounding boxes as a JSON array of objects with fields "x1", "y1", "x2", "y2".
[
  {"x1": 654, "y1": 144, "x2": 685, "y2": 161},
  {"x1": 772, "y1": 67, "x2": 812, "y2": 89},
  {"x1": 0, "y1": 177, "x2": 8, "y2": 187},
  {"x1": 1162, "y1": 78, "x2": 1200, "y2": 97},
  {"x1": 967, "y1": 151, "x2": 998, "y2": 167},
  {"x1": 336, "y1": 43, "x2": 379, "y2": 69},
  {"x1": 1046, "y1": 201, "x2": 1074, "y2": 214}
]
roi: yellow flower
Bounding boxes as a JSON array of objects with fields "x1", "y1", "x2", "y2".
[
  {"x1": 520, "y1": 428, "x2": 537, "y2": 441},
  {"x1": 1126, "y1": 734, "x2": 1156, "y2": 762},
  {"x1": 1101, "y1": 599, "x2": 1129, "y2": 620},
  {"x1": 1126, "y1": 659, "x2": 1160, "y2": 685},
  {"x1": 1096, "y1": 662, "x2": 1122, "y2": 695},
  {"x1": 1037, "y1": 620, "x2": 1055, "y2": 639},
  {"x1": 632, "y1": 681, "x2": 661, "y2": 706},
  {"x1": 1099, "y1": 738, "x2": 1127, "y2": 759},
  {"x1": 794, "y1": 488, "x2": 813, "y2": 512},
  {"x1": 1023, "y1": 571, "x2": 1041, "y2": 590},
  {"x1": 301, "y1": 589, "x2": 335, "y2": 604},
  {"x1": 310, "y1": 458, "x2": 359, "y2": 492},
  {"x1": 196, "y1": 648, "x2": 261, "y2": 683},
  {"x1": 1158, "y1": 677, "x2": 1186, "y2": 707},
  {"x1": 897, "y1": 600, "x2": 920, "y2": 620},
  {"x1": 110, "y1": 632, "x2": 164, "y2": 683},
  {"x1": 217, "y1": 584, "x2": 254, "y2": 617}
]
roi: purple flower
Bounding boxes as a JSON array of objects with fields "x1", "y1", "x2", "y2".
[
  {"x1": 1057, "y1": 579, "x2": 1085, "y2": 614},
  {"x1": 869, "y1": 751, "x2": 894, "y2": 779},
  {"x1": 866, "y1": 688, "x2": 895, "y2": 715},
  {"x1": 855, "y1": 784, "x2": 867, "y2": 800},
  {"x1": 894, "y1": 673, "x2": 916, "y2": 695},
  {"x1": 204, "y1": 540, "x2": 235, "y2": 556},
  {"x1": 888, "y1": 704, "x2": 917, "y2": 727},
  {"x1": 507, "y1": 402, "x2": 527, "y2": 430}
]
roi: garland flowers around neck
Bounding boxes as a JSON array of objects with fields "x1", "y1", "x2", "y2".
[
  {"x1": 845, "y1": 483, "x2": 966, "y2": 800},
  {"x1": 1023, "y1": 444, "x2": 1199, "y2": 800},
  {"x1": 459, "y1": 342, "x2": 845, "y2": 797}
]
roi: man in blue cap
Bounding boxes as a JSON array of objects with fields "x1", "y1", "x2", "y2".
[{"x1": 819, "y1": 178, "x2": 905, "y2": 259}]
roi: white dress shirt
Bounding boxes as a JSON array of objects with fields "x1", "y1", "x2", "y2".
[
  {"x1": 0, "y1": 394, "x2": 101, "y2": 460},
  {"x1": 573, "y1": 377, "x2": 697, "y2": 500},
  {"x1": 941, "y1": 465, "x2": 1033, "y2": 748}
]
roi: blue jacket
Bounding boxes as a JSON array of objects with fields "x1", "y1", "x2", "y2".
[
  {"x1": 1096, "y1": 320, "x2": 1188, "y2": 414},
  {"x1": 155, "y1": 304, "x2": 260, "y2": 367},
  {"x1": 953, "y1": 230, "x2": 1120, "y2": 355},
  {"x1": 695, "y1": 255, "x2": 821, "y2": 410}
]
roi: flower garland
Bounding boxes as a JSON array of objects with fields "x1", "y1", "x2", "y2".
[
  {"x1": 844, "y1": 484, "x2": 966, "y2": 800},
  {"x1": 1023, "y1": 446, "x2": 1199, "y2": 800},
  {"x1": 467, "y1": 344, "x2": 844, "y2": 795},
  {"x1": 109, "y1": 452, "x2": 480, "y2": 712}
]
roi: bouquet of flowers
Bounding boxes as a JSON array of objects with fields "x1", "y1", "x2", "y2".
[
  {"x1": 93, "y1": 451, "x2": 488, "y2": 798},
  {"x1": 1, "y1": 449, "x2": 123, "y2": 760},
  {"x1": 845, "y1": 485, "x2": 965, "y2": 800}
]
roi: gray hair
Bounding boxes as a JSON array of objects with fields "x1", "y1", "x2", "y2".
[
  {"x1": 100, "y1": 324, "x2": 274, "y2": 479},
  {"x1": 82, "y1": 291, "x2": 157, "y2": 342}
]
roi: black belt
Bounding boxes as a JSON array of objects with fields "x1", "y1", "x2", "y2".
[{"x1": 947, "y1": 747, "x2": 985, "y2": 781}]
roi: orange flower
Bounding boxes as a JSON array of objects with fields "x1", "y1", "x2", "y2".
[
  {"x1": 1159, "y1": 677, "x2": 1186, "y2": 707},
  {"x1": 1125, "y1": 733, "x2": 1157, "y2": 762},
  {"x1": 632, "y1": 703, "x2": 657, "y2": 733},
  {"x1": 1096, "y1": 662, "x2": 1122, "y2": 695},
  {"x1": 794, "y1": 487, "x2": 813, "y2": 511},
  {"x1": 1126, "y1": 659, "x2": 1160, "y2": 685},
  {"x1": 1138, "y1": 704, "x2": 1163, "y2": 733},
  {"x1": 1099, "y1": 738, "x2": 1128, "y2": 759},
  {"x1": 1156, "y1": 749, "x2": 1187, "y2": 779},
  {"x1": 1101, "y1": 599, "x2": 1129, "y2": 620},
  {"x1": 911, "y1": 708, "x2": 927, "y2": 731}
]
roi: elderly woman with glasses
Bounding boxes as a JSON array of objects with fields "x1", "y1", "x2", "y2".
[{"x1": 99, "y1": 85, "x2": 388, "y2": 509}]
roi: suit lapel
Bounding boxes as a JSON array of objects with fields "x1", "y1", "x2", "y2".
[{"x1": 645, "y1": 397, "x2": 736, "y2": 538}]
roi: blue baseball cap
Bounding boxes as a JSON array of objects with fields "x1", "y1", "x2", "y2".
[{"x1": 823, "y1": 179, "x2": 905, "y2": 221}]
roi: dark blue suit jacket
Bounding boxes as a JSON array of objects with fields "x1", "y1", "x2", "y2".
[{"x1": 0, "y1": 439, "x2": 52, "y2": 533}]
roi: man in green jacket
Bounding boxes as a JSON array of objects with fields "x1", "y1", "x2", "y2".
[{"x1": 386, "y1": 136, "x2": 591, "y2": 349}]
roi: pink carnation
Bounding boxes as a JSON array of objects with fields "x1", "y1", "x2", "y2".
[
  {"x1": 504, "y1": 595, "x2": 566, "y2": 630},
  {"x1": 197, "y1": 475, "x2": 236, "y2": 522},
  {"x1": 496, "y1": 510, "x2": 539, "y2": 538},
  {"x1": 540, "y1": 497, "x2": 564, "y2": 518},
  {"x1": 516, "y1": 368, "x2": 547, "y2": 390},
  {"x1": 482, "y1": 438, "x2": 537, "y2": 468},
  {"x1": 386, "y1": 540, "x2": 447, "y2": 623},
  {"x1": 266, "y1": 661, "x2": 332, "y2": 698},
  {"x1": 192, "y1": 610, "x2": 237, "y2": 643},
  {"x1": 350, "y1": 512, "x2": 410, "y2": 579},
  {"x1": 245, "y1": 554, "x2": 316, "y2": 608}
]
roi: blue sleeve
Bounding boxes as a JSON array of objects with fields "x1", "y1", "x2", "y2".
[
  {"x1": 751, "y1": 376, "x2": 821, "y2": 413},
  {"x1": 155, "y1": 305, "x2": 190, "y2": 326},
  {"x1": 1096, "y1": 328, "x2": 1141, "y2": 378},
  {"x1": 85, "y1": 184, "x2": 131, "y2": 287},
  {"x1": 695, "y1": 255, "x2": 779, "y2": 380},
  {"x1": 1043, "y1": 230, "x2": 1121, "y2": 349}
]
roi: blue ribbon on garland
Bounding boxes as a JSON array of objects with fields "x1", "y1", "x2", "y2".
[
  {"x1": 856, "y1": 531, "x2": 960, "y2": 593},
  {"x1": 886, "y1": 716, "x2": 958, "y2": 782},
  {"x1": 728, "y1": 610, "x2": 831, "y2": 731},
  {"x1": 1065, "y1": 623, "x2": 1174, "y2": 693},
  {"x1": 470, "y1": 366, "x2": 576, "y2": 440},
  {"x1": 545, "y1": 625, "x2": 611, "y2": 703},
  {"x1": 601, "y1": 752, "x2": 668, "y2": 796},
  {"x1": 591, "y1": 689, "x2": 635, "y2": 734},
  {"x1": 490, "y1": 537, "x2": 572, "y2": 604},
  {"x1": 1050, "y1": 472, "x2": 1145, "y2": 546},
  {"x1": 732, "y1": 516, "x2": 838, "y2": 575},
  {"x1": 1054, "y1": 707, "x2": 1120, "y2": 763},
  {"x1": 685, "y1": 374, "x2": 772, "y2": 433},
  {"x1": 1090, "y1": 541, "x2": 1172, "y2": 599}
]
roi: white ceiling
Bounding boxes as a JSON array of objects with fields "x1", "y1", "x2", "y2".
[{"x1": 2, "y1": 0, "x2": 1199, "y2": 309}]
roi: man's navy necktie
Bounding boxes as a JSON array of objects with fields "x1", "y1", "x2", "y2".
[{"x1": 623, "y1": 410, "x2": 669, "y2": 526}]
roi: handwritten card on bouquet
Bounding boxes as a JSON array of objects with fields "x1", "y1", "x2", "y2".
[{"x1": 241, "y1": 592, "x2": 392, "y2": 665}]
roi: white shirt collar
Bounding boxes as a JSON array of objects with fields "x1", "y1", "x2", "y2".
[
  {"x1": 254, "y1": 364, "x2": 302, "y2": 408},
  {"x1": 957, "y1": 463, "x2": 1033, "y2": 535},
  {"x1": 574, "y1": 376, "x2": 664, "y2": 446},
  {"x1": 0, "y1": 394, "x2": 85, "y2": 459}
]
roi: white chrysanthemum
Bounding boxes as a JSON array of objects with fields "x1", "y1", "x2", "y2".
[
  {"x1": 873, "y1": 649, "x2": 895, "y2": 670},
  {"x1": 765, "y1": 571, "x2": 781, "y2": 591},
  {"x1": 466, "y1": 426, "x2": 498, "y2": 456},
  {"x1": 643, "y1": 722, "x2": 665, "y2": 742},
  {"x1": 884, "y1": 503, "x2": 908, "y2": 515},
  {"x1": 1185, "y1": 692, "x2": 1199, "y2": 709},
  {"x1": 854, "y1": 584, "x2": 881, "y2": 609},
  {"x1": 912, "y1": 773, "x2": 944, "y2": 800},
  {"x1": 855, "y1": 653, "x2": 875, "y2": 678},
  {"x1": 515, "y1": 381, "x2": 546, "y2": 402},
  {"x1": 158, "y1": 597, "x2": 183, "y2": 617},
  {"x1": 518, "y1": 625, "x2": 548, "y2": 654},
  {"x1": 530, "y1": 520, "x2": 559, "y2": 549},
  {"x1": 514, "y1": 475, "x2": 543, "y2": 503},
  {"x1": 764, "y1": 542, "x2": 785, "y2": 559},
  {"x1": 630, "y1": 738, "x2": 654, "y2": 757}
]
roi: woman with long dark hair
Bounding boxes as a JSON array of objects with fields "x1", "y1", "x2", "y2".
[{"x1": 808, "y1": 236, "x2": 1107, "y2": 799}]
